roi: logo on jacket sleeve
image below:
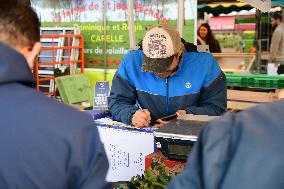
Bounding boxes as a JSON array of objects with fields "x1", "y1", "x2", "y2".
[{"x1": 185, "y1": 82, "x2": 191, "y2": 89}]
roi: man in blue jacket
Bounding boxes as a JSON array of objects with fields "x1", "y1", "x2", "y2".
[
  {"x1": 0, "y1": 2, "x2": 110, "y2": 189},
  {"x1": 108, "y1": 24, "x2": 227, "y2": 128},
  {"x1": 167, "y1": 100, "x2": 284, "y2": 189}
]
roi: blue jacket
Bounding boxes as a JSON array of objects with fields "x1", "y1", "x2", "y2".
[
  {"x1": 167, "y1": 100, "x2": 284, "y2": 189},
  {"x1": 0, "y1": 43, "x2": 111, "y2": 189},
  {"x1": 108, "y1": 50, "x2": 227, "y2": 125}
]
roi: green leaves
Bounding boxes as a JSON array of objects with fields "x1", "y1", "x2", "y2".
[{"x1": 120, "y1": 162, "x2": 172, "y2": 189}]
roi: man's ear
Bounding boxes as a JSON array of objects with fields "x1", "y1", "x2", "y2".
[
  {"x1": 177, "y1": 46, "x2": 184, "y2": 57},
  {"x1": 18, "y1": 42, "x2": 41, "y2": 69},
  {"x1": 26, "y1": 42, "x2": 41, "y2": 69}
]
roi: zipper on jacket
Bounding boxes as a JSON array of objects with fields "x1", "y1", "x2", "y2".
[{"x1": 166, "y1": 78, "x2": 169, "y2": 114}]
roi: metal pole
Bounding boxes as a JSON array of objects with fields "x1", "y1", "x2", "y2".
[
  {"x1": 103, "y1": 0, "x2": 107, "y2": 80},
  {"x1": 127, "y1": 0, "x2": 136, "y2": 50},
  {"x1": 194, "y1": 0, "x2": 198, "y2": 44},
  {"x1": 177, "y1": 0, "x2": 184, "y2": 37},
  {"x1": 255, "y1": 9, "x2": 261, "y2": 73}
]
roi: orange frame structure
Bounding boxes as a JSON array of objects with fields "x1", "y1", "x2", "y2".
[{"x1": 34, "y1": 34, "x2": 85, "y2": 96}]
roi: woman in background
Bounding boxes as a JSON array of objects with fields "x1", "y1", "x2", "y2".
[{"x1": 197, "y1": 23, "x2": 222, "y2": 53}]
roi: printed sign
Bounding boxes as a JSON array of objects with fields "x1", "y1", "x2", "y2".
[{"x1": 93, "y1": 81, "x2": 110, "y2": 111}]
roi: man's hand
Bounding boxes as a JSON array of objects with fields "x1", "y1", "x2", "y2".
[
  {"x1": 132, "y1": 109, "x2": 151, "y2": 128},
  {"x1": 176, "y1": 109, "x2": 186, "y2": 116}
]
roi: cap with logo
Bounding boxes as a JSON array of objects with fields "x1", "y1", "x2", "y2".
[{"x1": 141, "y1": 24, "x2": 184, "y2": 74}]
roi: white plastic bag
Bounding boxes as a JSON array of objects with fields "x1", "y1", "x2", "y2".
[{"x1": 267, "y1": 63, "x2": 278, "y2": 75}]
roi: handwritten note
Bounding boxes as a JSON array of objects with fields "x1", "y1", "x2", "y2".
[{"x1": 97, "y1": 126, "x2": 154, "y2": 182}]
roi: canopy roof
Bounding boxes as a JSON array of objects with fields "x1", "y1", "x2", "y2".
[
  {"x1": 198, "y1": 0, "x2": 284, "y2": 6},
  {"x1": 198, "y1": 2, "x2": 254, "y2": 16},
  {"x1": 198, "y1": 1, "x2": 283, "y2": 16}
]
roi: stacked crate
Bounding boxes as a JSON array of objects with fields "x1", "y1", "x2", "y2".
[
  {"x1": 226, "y1": 73, "x2": 283, "y2": 110},
  {"x1": 226, "y1": 73, "x2": 284, "y2": 89}
]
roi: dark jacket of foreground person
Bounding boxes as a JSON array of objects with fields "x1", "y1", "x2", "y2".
[
  {"x1": 168, "y1": 99, "x2": 284, "y2": 189},
  {"x1": 0, "y1": 43, "x2": 111, "y2": 189}
]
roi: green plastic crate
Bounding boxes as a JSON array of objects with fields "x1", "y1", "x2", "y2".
[
  {"x1": 226, "y1": 76, "x2": 242, "y2": 87},
  {"x1": 278, "y1": 79, "x2": 284, "y2": 88},
  {"x1": 226, "y1": 73, "x2": 284, "y2": 89},
  {"x1": 226, "y1": 74, "x2": 249, "y2": 87},
  {"x1": 249, "y1": 78, "x2": 279, "y2": 89}
]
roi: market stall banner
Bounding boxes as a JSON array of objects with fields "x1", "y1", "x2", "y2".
[
  {"x1": 32, "y1": 0, "x2": 195, "y2": 69},
  {"x1": 209, "y1": 16, "x2": 235, "y2": 30}
]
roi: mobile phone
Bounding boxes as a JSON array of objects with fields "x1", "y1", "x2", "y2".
[
  {"x1": 197, "y1": 45, "x2": 210, "y2": 53},
  {"x1": 160, "y1": 114, "x2": 178, "y2": 121}
]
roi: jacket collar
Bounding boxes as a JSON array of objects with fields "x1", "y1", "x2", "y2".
[{"x1": 0, "y1": 42, "x2": 35, "y2": 87}]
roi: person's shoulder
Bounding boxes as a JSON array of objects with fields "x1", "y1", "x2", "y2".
[
  {"x1": 123, "y1": 50, "x2": 143, "y2": 60},
  {"x1": 207, "y1": 99, "x2": 284, "y2": 131},
  {"x1": 118, "y1": 50, "x2": 144, "y2": 75},
  {"x1": 274, "y1": 23, "x2": 284, "y2": 34},
  {"x1": 48, "y1": 100, "x2": 94, "y2": 126},
  {"x1": 1, "y1": 83, "x2": 95, "y2": 133},
  {"x1": 184, "y1": 51, "x2": 217, "y2": 66},
  {"x1": 185, "y1": 51, "x2": 214, "y2": 59},
  {"x1": 120, "y1": 50, "x2": 143, "y2": 67},
  {"x1": 203, "y1": 99, "x2": 284, "y2": 158},
  {"x1": 213, "y1": 39, "x2": 221, "y2": 46},
  {"x1": 238, "y1": 99, "x2": 284, "y2": 122},
  {"x1": 26, "y1": 87, "x2": 94, "y2": 128},
  {"x1": 278, "y1": 23, "x2": 284, "y2": 29}
]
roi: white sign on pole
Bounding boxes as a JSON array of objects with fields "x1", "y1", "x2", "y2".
[
  {"x1": 97, "y1": 126, "x2": 154, "y2": 182},
  {"x1": 238, "y1": 0, "x2": 271, "y2": 12}
]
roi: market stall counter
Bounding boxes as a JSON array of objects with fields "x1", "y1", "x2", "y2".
[{"x1": 89, "y1": 111, "x2": 218, "y2": 181}]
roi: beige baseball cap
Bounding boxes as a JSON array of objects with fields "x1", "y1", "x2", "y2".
[{"x1": 141, "y1": 24, "x2": 184, "y2": 73}]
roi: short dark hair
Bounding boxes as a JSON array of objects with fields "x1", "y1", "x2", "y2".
[
  {"x1": 0, "y1": 2, "x2": 40, "y2": 48},
  {"x1": 271, "y1": 12, "x2": 283, "y2": 21}
]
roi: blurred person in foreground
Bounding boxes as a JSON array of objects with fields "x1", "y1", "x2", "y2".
[
  {"x1": 167, "y1": 99, "x2": 284, "y2": 189},
  {"x1": 0, "y1": 2, "x2": 110, "y2": 189},
  {"x1": 197, "y1": 23, "x2": 222, "y2": 53},
  {"x1": 108, "y1": 24, "x2": 226, "y2": 128},
  {"x1": 270, "y1": 12, "x2": 284, "y2": 74}
]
